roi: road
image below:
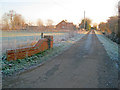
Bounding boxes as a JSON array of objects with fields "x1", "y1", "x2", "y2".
[{"x1": 3, "y1": 30, "x2": 118, "y2": 88}]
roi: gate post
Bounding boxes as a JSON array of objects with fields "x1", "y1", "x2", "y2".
[{"x1": 41, "y1": 33, "x2": 43, "y2": 38}]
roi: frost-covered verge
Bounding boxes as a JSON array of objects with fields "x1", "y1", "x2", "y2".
[
  {"x1": 2, "y1": 31, "x2": 88, "y2": 77},
  {"x1": 95, "y1": 30, "x2": 120, "y2": 68}
]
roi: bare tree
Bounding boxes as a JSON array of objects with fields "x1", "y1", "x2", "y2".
[
  {"x1": 46, "y1": 19, "x2": 53, "y2": 26},
  {"x1": 107, "y1": 16, "x2": 118, "y2": 34},
  {"x1": 37, "y1": 19, "x2": 43, "y2": 26},
  {"x1": 2, "y1": 10, "x2": 25, "y2": 30},
  {"x1": 2, "y1": 13, "x2": 10, "y2": 30},
  {"x1": 98, "y1": 22, "x2": 107, "y2": 32},
  {"x1": 13, "y1": 14, "x2": 25, "y2": 30},
  {"x1": 7, "y1": 10, "x2": 16, "y2": 30}
]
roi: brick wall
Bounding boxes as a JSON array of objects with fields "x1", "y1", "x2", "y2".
[{"x1": 7, "y1": 36, "x2": 53, "y2": 61}]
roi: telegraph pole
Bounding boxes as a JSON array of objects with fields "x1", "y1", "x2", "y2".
[{"x1": 84, "y1": 11, "x2": 85, "y2": 30}]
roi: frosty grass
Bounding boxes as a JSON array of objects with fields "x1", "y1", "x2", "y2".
[
  {"x1": 95, "y1": 30, "x2": 119, "y2": 69},
  {"x1": 2, "y1": 31, "x2": 88, "y2": 76}
]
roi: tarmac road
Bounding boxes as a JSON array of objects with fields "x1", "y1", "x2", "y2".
[{"x1": 3, "y1": 30, "x2": 118, "y2": 88}]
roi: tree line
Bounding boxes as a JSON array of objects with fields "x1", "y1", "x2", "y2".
[
  {"x1": 2, "y1": 10, "x2": 25, "y2": 30},
  {"x1": 79, "y1": 18, "x2": 92, "y2": 30},
  {"x1": 78, "y1": 18, "x2": 98, "y2": 30},
  {"x1": 99, "y1": 16, "x2": 119, "y2": 43},
  {"x1": 1, "y1": 10, "x2": 54, "y2": 30}
]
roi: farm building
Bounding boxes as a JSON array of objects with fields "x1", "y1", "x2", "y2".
[{"x1": 56, "y1": 20, "x2": 75, "y2": 30}]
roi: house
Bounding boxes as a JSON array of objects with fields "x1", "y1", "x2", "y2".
[{"x1": 56, "y1": 20, "x2": 75, "y2": 30}]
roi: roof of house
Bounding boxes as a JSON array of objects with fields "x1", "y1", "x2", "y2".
[{"x1": 56, "y1": 20, "x2": 74, "y2": 26}]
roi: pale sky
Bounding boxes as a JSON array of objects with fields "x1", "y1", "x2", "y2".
[{"x1": 0, "y1": 0, "x2": 119, "y2": 25}]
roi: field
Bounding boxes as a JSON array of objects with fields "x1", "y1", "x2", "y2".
[
  {"x1": 1, "y1": 30, "x2": 88, "y2": 76},
  {"x1": 1, "y1": 30, "x2": 69, "y2": 55}
]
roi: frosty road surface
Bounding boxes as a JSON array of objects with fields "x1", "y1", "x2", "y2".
[{"x1": 3, "y1": 30, "x2": 118, "y2": 88}]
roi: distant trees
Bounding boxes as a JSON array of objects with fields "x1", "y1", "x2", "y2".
[
  {"x1": 99, "y1": 16, "x2": 118, "y2": 35},
  {"x1": 2, "y1": 10, "x2": 25, "y2": 30},
  {"x1": 2, "y1": 13, "x2": 10, "y2": 30},
  {"x1": 93, "y1": 23, "x2": 98, "y2": 30},
  {"x1": 37, "y1": 19, "x2": 43, "y2": 26},
  {"x1": 46, "y1": 19, "x2": 54, "y2": 26},
  {"x1": 99, "y1": 16, "x2": 119, "y2": 43},
  {"x1": 107, "y1": 16, "x2": 118, "y2": 34},
  {"x1": 79, "y1": 18, "x2": 92, "y2": 30},
  {"x1": 99, "y1": 22, "x2": 108, "y2": 34},
  {"x1": 13, "y1": 14, "x2": 25, "y2": 30}
]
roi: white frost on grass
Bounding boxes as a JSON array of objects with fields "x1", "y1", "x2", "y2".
[
  {"x1": 2, "y1": 30, "x2": 88, "y2": 55},
  {"x1": 53, "y1": 31, "x2": 88, "y2": 50},
  {"x1": 2, "y1": 30, "x2": 89, "y2": 76},
  {"x1": 1, "y1": 32, "x2": 65, "y2": 55},
  {"x1": 95, "y1": 30, "x2": 119, "y2": 61}
]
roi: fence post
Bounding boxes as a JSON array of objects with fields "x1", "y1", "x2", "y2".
[{"x1": 41, "y1": 33, "x2": 43, "y2": 38}]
